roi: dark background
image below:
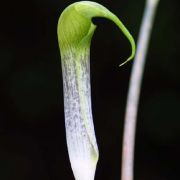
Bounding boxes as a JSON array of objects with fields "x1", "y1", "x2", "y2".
[{"x1": 0, "y1": 0, "x2": 180, "y2": 179}]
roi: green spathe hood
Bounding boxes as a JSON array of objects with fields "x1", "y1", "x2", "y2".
[{"x1": 57, "y1": 1, "x2": 136, "y2": 65}]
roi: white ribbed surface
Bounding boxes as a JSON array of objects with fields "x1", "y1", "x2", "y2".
[{"x1": 61, "y1": 53, "x2": 98, "y2": 180}]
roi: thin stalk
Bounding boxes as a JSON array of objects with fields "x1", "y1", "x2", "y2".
[{"x1": 121, "y1": 0, "x2": 160, "y2": 180}]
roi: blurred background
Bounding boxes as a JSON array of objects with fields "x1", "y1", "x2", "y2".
[{"x1": 0, "y1": 0, "x2": 180, "y2": 179}]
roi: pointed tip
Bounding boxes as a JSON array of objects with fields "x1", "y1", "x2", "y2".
[{"x1": 119, "y1": 57, "x2": 133, "y2": 67}]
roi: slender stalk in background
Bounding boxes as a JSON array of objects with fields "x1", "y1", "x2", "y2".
[{"x1": 121, "y1": 0, "x2": 160, "y2": 180}]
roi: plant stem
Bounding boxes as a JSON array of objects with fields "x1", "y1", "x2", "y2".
[{"x1": 121, "y1": 0, "x2": 160, "y2": 180}]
